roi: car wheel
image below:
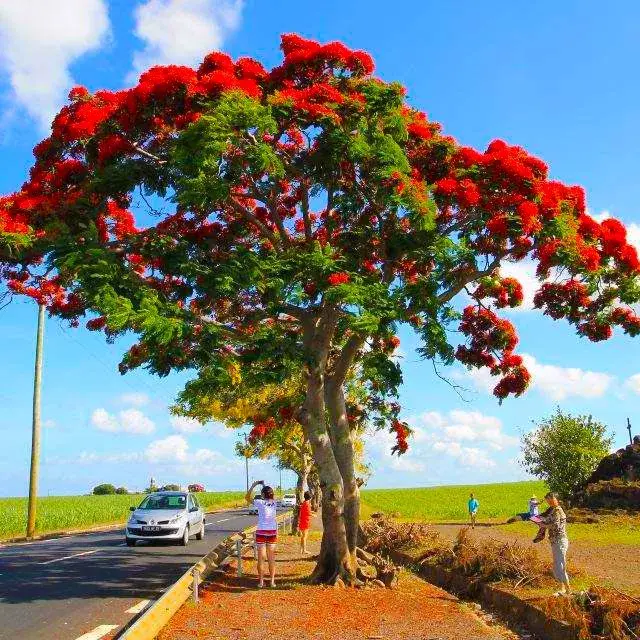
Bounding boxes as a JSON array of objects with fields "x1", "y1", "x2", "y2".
[
  {"x1": 196, "y1": 521, "x2": 205, "y2": 540},
  {"x1": 180, "y1": 525, "x2": 190, "y2": 546},
  {"x1": 125, "y1": 537, "x2": 136, "y2": 547}
]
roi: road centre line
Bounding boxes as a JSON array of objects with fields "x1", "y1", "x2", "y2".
[
  {"x1": 37, "y1": 550, "x2": 98, "y2": 565},
  {"x1": 125, "y1": 599, "x2": 151, "y2": 614},
  {"x1": 74, "y1": 624, "x2": 119, "y2": 640}
]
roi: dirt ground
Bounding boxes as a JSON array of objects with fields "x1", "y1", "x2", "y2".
[
  {"x1": 159, "y1": 534, "x2": 521, "y2": 640},
  {"x1": 431, "y1": 524, "x2": 640, "y2": 596}
]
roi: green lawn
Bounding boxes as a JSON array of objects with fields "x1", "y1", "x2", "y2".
[
  {"x1": 0, "y1": 491, "x2": 245, "y2": 540},
  {"x1": 361, "y1": 481, "x2": 548, "y2": 523}
]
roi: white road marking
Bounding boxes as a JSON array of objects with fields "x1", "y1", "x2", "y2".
[
  {"x1": 125, "y1": 599, "x2": 151, "y2": 614},
  {"x1": 216, "y1": 518, "x2": 231, "y2": 523},
  {"x1": 73, "y1": 625, "x2": 118, "y2": 640},
  {"x1": 117, "y1": 543, "x2": 126, "y2": 547},
  {"x1": 37, "y1": 550, "x2": 98, "y2": 565}
]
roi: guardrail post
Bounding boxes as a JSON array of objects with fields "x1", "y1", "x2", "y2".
[
  {"x1": 236, "y1": 538, "x2": 243, "y2": 577},
  {"x1": 192, "y1": 568, "x2": 200, "y2": 603}
]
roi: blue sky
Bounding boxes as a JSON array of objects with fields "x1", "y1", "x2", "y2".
[{"x1": 1, "y1": 0, "x2": 640, "y2": 497}]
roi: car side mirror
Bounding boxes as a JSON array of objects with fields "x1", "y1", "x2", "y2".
[
  {"x1": 189, "y1": 506, "x2": 198, "y2": 512},
  {"x1": 129, "y1": 506, "x2": 135, "y2": 511}
]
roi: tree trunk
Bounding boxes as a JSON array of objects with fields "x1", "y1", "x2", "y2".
[
  {"x1": 308, "y1": 468, "x2": 321, "y2": 511},
  {"x1": 325, "y1": 381, "x2": 360, "y2": 564},
  {"x1": 298, "y1": 309, "x2": 355, "y2": 584}
]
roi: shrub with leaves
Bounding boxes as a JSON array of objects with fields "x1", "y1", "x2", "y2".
[{"x1": 521, "y1": 408, "x2": 613, "y2": 499}]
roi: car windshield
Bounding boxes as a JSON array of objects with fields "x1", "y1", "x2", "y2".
[
  {"x1": 284, "y1": 495, "x2": 295, "y2": 499},
  {"x1": 138, "y1": 494, "x2": 186, "y2": 510}
]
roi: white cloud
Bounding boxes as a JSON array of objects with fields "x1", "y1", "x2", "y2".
[
  {"x1": 626, "y1": 223, "x2": 640, "y2": 255},
  {"x1": 461, "y1": 353, "x2": 613, "y2": 401},
  {"x1": 91, "y1": 407, "x2": 155, "y2": 434},
  {"x1": 169, "y1": 415, "x2": 233, "y2": 438},
  {"x1": 78, "y1": 451, "x2": 141, "y2": 464},
  {"x1": 590, "y1": 210, "x2": 611, "y2": 223},
  {"x1": 170, "y1": 415, "x2": 204, "y2": 433},
  {"x1": 43, "y1": 419, "x2": 56, "y2": 428},
  {"x1": 0, "y1": 0, "x2": 110, "y2": 130},
  {"x1": 119, "y1": 392, "x2": 150, "y2": 407},
  {"x1": 499, "y1": 260, "x2": 540, "y2": 311},
  {"x1": 522, "y1": 354, "x2": 612, "y2": 401},
  {"x1": 412, "y1": 409, "x2": 517, "y2": 451},
  {"x1": 625, "y1": 373, "x2": 640, "y2": 395},
  {"x1": 389, "y1": 457, "x2": 425, "y2": 473},
  {"x1": 129, "y1": 0, "x2": 243, "y2": 80},
  {"x1": 432, "y1": 441, "x2": 496, "y2": 469},
  {"x1": 145, "y1": 434, "x2": 189, "y2": 463}
]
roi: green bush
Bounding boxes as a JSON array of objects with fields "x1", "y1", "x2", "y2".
[
  {"x1": 92, "y1": 483, "x2": 117, "y2": 495},
  {"x1": 521, "y1": 408, "x2": 613, "y2": 499}
]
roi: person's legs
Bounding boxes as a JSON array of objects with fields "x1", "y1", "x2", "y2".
[
  {"x1": 256, "y1": 543, "x2": 266, "y2": 587},
  {"x1": 267, "y1": 543, "x2": 276, "y2": 587},
  {"x1": 300, "y1": 528, "x2": 309, "y2": 553},
  {"x1": 551, "y1": 539, "x2": 570, "y2": 594},
  {"x1": 470, "y1": 512, "x2": 477, "y2": 529}
]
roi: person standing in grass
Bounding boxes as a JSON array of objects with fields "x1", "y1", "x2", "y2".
[
  {"x1": 537, "y1": 491, "x2": 571, "y2": 596},
  {"x1": 246, "y1": 480, "x2": 278, "y2": 588},
  {"x1": 468, "y1": 493, "x2": 479, "y2": 528},
  {"x1": 298, "y1": 491, "x2": 312, "y2": 555}
]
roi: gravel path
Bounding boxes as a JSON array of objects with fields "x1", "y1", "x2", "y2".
[{"x1": 159, "y1": 533, "x2": 521, "y2": 640}]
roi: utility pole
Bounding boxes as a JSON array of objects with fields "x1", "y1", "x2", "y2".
[
  {"x1": 244, "y1": 433, "x2": 249, "y2": 494},
  {"x1": 627, "y1": 418, "x2": 633, "y2": 446},
  {"x1": 26, "y1": 304, "x2": 45, "y2": 539}
]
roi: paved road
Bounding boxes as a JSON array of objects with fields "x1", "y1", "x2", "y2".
[{"x1": 0, "y1": 508, "x2": 259, "y2": 640}]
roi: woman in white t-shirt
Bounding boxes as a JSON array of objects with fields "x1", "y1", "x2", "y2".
[{"x1": 246, "y1": 480, "x2": 278, "y2": 588}]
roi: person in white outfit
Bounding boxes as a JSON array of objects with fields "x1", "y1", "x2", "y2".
[{"x1": 245, "y1": 480, "x2": 278, "y2": 588}]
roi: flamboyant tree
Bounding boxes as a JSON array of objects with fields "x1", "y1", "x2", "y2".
[{"x1": 2, "y1": 34, "x2": 640, "y2": 583}]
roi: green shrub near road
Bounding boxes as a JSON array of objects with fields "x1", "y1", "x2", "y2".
[
  {"x1": 0, "y1": 491, "x2": 245, "y2": 540},
  {"x1": 361, "y1": 481, "x2": 548, "y2": 522}
]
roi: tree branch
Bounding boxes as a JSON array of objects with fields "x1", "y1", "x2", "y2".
[
  {"x1": 267, "y1": 192, "x2": 291, "y2": 245},
  {"x1": 300, "y1": 182, "x2": 313, "y2": 242},
  {"x1": 230, "y1": 199, "x2": 279, "y2": 246},
  {"x1": 328, "y1": 333, "x2": 366, "y2": 387},
  {"x1": 437, "y1": 254, "x2": 504, "y2": 304}
]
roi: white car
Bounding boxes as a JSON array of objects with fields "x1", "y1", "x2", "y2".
[
  {"x1": 247, "y1": 494, "x2": 261, "y2": 515},
  {"x1": 125, "y1": 491, "x2": 205, "y2": 547},
  {"x1": 281, "y1": 494, "x2": 296, "y2": 508}
]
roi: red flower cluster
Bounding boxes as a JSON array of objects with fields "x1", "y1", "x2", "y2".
[
  {"x1": 327, "y1": 272, "x2": 350, "y2": 286},
  {"x1": 473, "y1": 276, "x2": 524, "y2": 308},
  {"x1": 277, "y1": 34, "x2": 374, "y2": 79},
  {"x1": 456, "y1": 306, "x2": 529, "y2": 400},
  {"x1": 248, "y1": 416, "x2": 277, "y2": 444},
  {"x1": 390, "y1": 419, "x2": 410, "y2": 455}
]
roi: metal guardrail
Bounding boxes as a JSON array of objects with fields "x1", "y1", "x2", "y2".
[{"x1": 119, "y1": 510, "x2": 292, "y2": 640}]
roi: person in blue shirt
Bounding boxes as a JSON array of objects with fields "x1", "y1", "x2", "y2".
[{"x1": 468, "y1": 493, "x2": 479, "y2": 528}]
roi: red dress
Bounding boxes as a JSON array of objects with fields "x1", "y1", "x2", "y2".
[{"x1": 298, "y1": 500, "x2": 312, "y2": 531}]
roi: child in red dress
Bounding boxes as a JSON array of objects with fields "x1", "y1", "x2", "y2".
[{"x1": 298, "y1": 491, "x2": 312, "y2": 555}]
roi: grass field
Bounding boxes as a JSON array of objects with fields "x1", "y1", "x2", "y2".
[
  {"x1": 360, "y1": 480, "x2": 548, "y2": 522},
  {"x1": 0, "y1": 491, "x2": 245, "y2": 540}
]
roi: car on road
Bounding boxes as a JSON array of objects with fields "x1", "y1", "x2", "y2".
[
  {"x1": 125, "y1": 491, "x2": 205, "y2": 547},
  {"x1": 280, "y1": 494, "x2": 296, "y2": 507},
  {"x1": 247, "y1": 494, "x2": 261, "y2": 515}
]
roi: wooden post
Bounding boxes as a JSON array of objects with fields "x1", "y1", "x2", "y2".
[
  {"x1": 26, "y1": 304, "x2": 45, "y2": 539},
  {"x1": 627, "y1": 418, "x2": 633, "y2": 446}
]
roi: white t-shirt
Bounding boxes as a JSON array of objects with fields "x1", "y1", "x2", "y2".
[{"x1": 255, "y1": 498, "x2": 277, "y2": 531}]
